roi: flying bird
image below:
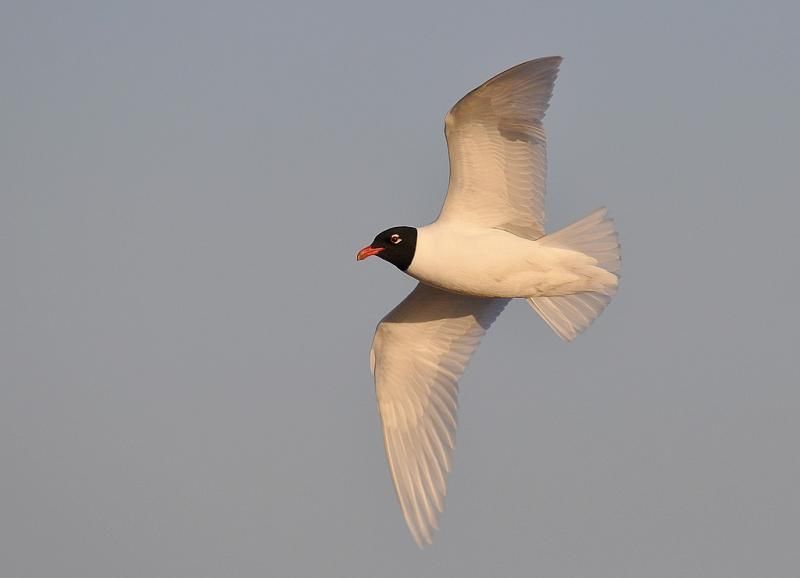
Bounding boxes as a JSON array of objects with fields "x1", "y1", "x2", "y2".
[{"x1": 357, "y1": 56, "x2": 620, "y2": 547}]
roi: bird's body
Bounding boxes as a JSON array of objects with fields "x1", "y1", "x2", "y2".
[
  {"x1": 408, "y1": 222, "x2": 617, "y2": 298},
  {"x1": 357, "y1": 56, "x2": 621, "y2": 547}
]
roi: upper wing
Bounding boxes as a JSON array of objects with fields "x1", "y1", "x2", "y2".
[
  {"x1": 370, "y1": 283, "x2": 508, "y2": 546},
  {"x1": 437, "y1": 56, "x2": 562, "y2": 239}
]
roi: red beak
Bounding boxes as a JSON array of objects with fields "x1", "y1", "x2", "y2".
[{"x1": 356, "y1": 245, "x2": 384, "y2": 261}]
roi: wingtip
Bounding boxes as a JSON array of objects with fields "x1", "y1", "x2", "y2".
[
  {"x1": 507, "y1": 55, "x2": 563, "y2": 74},
  {"x1": 411, "y1": 528, "x2": 435, "y2": 549}
]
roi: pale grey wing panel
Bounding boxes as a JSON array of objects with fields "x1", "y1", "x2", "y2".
[
  {"x1": 438, "y1": 56, "x2": 562, "y2": 239},
  {"x1": 370, "y1": 283, "x2": 508, "y2": 546}
]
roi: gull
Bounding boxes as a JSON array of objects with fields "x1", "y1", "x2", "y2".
[{"x1": 356, "y1": 56, "x2": 620, "y2": 546}]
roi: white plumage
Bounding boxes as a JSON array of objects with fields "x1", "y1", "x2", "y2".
[{"x1": 362, "y1": 56, "x2": 620, "y2": 546}]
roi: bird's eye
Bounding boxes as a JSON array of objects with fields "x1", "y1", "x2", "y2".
[{"x1": 389, "y1": 234, "x2": 402, "y2": 244}]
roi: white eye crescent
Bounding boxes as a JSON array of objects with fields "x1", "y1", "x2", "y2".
[{"x1": 390, "y1": 234, "x2": 402, "y2": 245}]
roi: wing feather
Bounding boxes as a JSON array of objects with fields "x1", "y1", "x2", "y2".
[
  {"x1": 438, "y1": 56, "x2": 562, "y2": 239},
  {"x1": 370, "y1": 283, "x2": 507, "y2": 546}
]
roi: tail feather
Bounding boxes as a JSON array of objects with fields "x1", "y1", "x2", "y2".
[
  {"x1": 529, "y1": 208, "x2": 620, "y2": 342},
  {"x1": 538, "y1": 207, "x2": 620, "y2": 273},
  {"x1": 529, "y1": 292, "x2": 612, "y2": 342}
]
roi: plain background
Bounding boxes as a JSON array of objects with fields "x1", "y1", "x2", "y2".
[{"x1": 2, "y1": 1, "x2": 799, "y2": 577}]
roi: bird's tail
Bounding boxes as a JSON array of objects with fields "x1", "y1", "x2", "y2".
[{"x1": 528, "y1": 208, "x2": 620, "y2": 341}]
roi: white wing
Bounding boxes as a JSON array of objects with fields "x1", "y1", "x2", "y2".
[
  {"x1": 370, "y1": 283, "x2": 508, "y2": 546},
  {"x1": 437, "y1": 56, "x2": 562, "y2": 239}
]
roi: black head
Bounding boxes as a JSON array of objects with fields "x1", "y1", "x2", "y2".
[{"x1": 356, "y1": 226, "x2": 417, "y2": 271}]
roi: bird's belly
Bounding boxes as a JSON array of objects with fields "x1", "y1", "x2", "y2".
[{"x1": 409, "y1": 261, "x2": 574, "y2": 297}]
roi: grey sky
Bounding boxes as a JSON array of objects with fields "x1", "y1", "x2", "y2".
[{"x1": 2, "y1": 1, "x2": 799, "y2": 576}]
